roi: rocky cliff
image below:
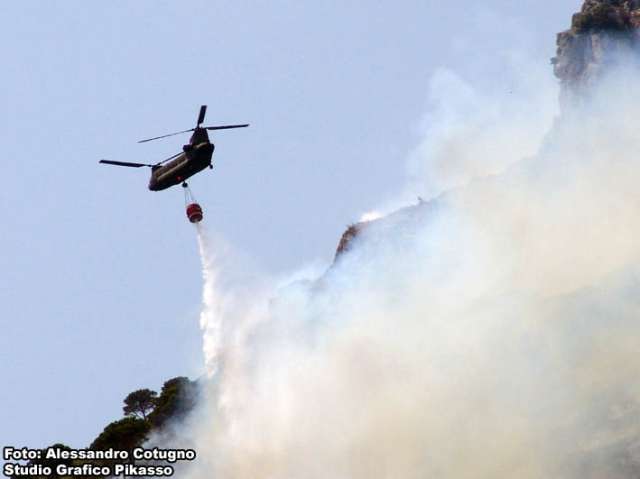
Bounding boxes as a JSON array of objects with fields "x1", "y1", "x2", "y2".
[
  {"x1": 335, "y1": 0, "x2": 640, "y2": 259},
  {"x1": 553, "y1": 0, "x2": 640, "y2": 106}
]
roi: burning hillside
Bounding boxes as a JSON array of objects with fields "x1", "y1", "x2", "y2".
[{"x1": 182, "y1": 2, "x2": 640, "y2": 477}]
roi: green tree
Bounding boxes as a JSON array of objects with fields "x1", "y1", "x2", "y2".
[
  {"x1": 40, "y1": 443, "x2": 74, "y2": 470},
  {"x1": 148, "y1": 377, "x2": 199, "y2": 429},
  {"x1": 122, "y1": 388, "x2": 157, "y2": 420},
  {"x1": 90, "y1": 417, "x2": 150, "y2": 452}
]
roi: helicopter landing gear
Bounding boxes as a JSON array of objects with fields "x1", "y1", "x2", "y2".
[
  {"x1": 209, "y1": 164, "x2": 213, "y2": 169},
  {"x1": 182, "y1": 181, "x2": 188, "y2": 188}
]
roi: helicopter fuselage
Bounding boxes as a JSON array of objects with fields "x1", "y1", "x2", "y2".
[
  {"x1": 99, "y1": 105, "x2": 247, "y2": 191},
  {"x1": 148, "y1": 130, "x2": 215, "y2": 191}
]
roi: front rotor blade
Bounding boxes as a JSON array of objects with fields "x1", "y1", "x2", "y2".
[
  {"x1": 99, "y1": 159, "x2": 154, "y2": 168},
  {"x1": 197, "y1": 105, "x2": 207, "y2": 126},
  {"x1": 138, "y1": 128, "x2": 195, "y2": 144},
  {"x1": 204, "y1": 124, "x2": 249, "y2": 131}
]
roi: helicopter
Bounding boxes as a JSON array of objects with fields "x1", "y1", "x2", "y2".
[{"x1": 99, "y1": 105, "x2": 248, "y2": 191}]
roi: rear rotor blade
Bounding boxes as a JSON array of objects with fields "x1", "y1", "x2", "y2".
[
  {"x1": 99, "y1": 159, "x2": 154, "y2": 168},
  {"x1": 197, "y1": 105, "x2": 207, "y2": 126},
  {"x1": 138, "y1": 128, "x2": 195, "y2": 144},
  {"x1": 204, "y1": 124, "x2": 250, "y2": 131}
]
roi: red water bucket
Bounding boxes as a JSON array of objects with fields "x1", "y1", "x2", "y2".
[{"x1": 186, "y1": 203, "x2": 203, "y2": 223}]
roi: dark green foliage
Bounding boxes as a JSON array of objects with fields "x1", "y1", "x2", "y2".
[
  {"x1": 90, "y1": 417, "x2": 150, "y2": 452},
  {"x1": 123, "y1": 388, "x2": 158, "y2": 420},
  {"x1": 39, "y1": 443, "x2": 74, "y2": 470},
  {"x1": 148, "y1": 377, "x2": 199, "y2": 429},
  {"x1": 27, "y1": 376, "x2": 200, "y2": 466},
  {"x1": 86, "y1": 377, "x2": 199, "y2": 453}
]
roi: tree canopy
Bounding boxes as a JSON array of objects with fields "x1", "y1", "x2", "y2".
[
  {"x1": 20, "y1": 375, "x2": 201, "y2": 467},
  {"x1": 148, "y1": 377, "x2": 199, "y2": 429},
  {"x1": 123, "y1": 388, "x2": 158, "y2": 420},
  {"x1": 90, "y1": 417, "x2": 151, "y2": 452}
]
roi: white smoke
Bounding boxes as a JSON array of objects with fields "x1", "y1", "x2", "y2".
[
  {"x1": 184, "y1": 60, "x2": 640, "y2": 477},
  {"x1": 402, "y1": 58, "x2": 558, "y2": 205}
]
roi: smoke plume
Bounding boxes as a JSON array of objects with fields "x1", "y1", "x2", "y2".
[{"x1": 185, "y1": 55, "x2": 640, "y2": 478}]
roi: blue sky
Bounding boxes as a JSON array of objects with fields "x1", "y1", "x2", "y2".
[{"x1": 1, "y1": 1, "x2": 577, "y2": 449}]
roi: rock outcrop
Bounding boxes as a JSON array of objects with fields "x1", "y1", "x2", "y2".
[
  {"x1": 335, "y1": 0, "x2": 640, "y2": 259},
  {"x1": 552, "y1": 0, "x2": 640, "y2": 105},
  {"x1": 335, "y1": 223, "x2": 366, "y2": 259}
]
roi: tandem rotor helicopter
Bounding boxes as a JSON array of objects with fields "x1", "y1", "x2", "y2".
[{"x1": 99, "y1": 105, "x2": 248, "y2": 223}]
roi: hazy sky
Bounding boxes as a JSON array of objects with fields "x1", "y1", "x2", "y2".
[{"x1": 1, "y1": 1, "x2": 578, "y2": 449}]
